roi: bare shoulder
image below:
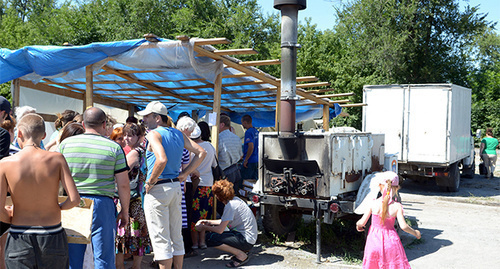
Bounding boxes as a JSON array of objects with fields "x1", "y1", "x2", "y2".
[
  {"x1": 46, "y1": 151, "x2": 67, "y2": 163},
  {"x1": 147, "y1": 129, "x2": 160, "y2": 138}
]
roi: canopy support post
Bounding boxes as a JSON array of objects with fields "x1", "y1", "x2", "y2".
[
  {"x1": 128, "y1": 105, "x2": 135, "y2": 118},
  {"x1": 84, "y1": 65, "x2": 94, "y2": 112},
  {"x1": 13, "y1": 79, "x2": 20, "y2": 108},
  {"x1": 211, "y1": 72, "x2": 223, "y2": 219},
  {"x1": 323, "y1": 104, "x2": 329, "y2": 132},
  {"x1": 192, "y1": 110, "x2": 198, "y2": 122},
  {"x1": 211, "y1": 72, "x2": 222, "y2": 155}
]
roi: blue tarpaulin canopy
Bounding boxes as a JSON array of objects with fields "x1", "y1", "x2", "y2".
[{"x1": 0, "y1": 37, "x2": 342, "y2": 127}]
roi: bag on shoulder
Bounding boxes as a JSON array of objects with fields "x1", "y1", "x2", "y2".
[{"x1": 212, "y1": 155, "x2": 227, "y2": 181}]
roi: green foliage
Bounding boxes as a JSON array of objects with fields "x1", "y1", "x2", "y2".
[
  {"x1": 0, "y1": 0, "x2": 498, "y2": 131},
  {"x1": 469, "y1": 27, "x2": 500, "y2": 135},
  {"x1": 0, "y1": 82, "x2": 12, "y2": 102}
]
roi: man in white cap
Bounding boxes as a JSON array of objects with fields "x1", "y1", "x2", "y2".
[{"x1": 138, "y1": 101, "x2": 206, "y2": 269}]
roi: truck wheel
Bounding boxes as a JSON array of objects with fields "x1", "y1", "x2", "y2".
[
  {"x1": 447, "y1": 162, "x2": 460, "y2": 192},
  {"x1": 437, "y1": 162, "x2": 460, "y2": 192},
  {"x1": 262, "y1": 205, "x2": 301, "y2": 236}
]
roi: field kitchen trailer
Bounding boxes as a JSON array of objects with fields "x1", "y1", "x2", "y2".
[
  {"x1": 362, "y1": 84, "x2": 475, "y2": 192},
  {"x1": 250, "y1": 0, "x2": 388, "y2": 263}
]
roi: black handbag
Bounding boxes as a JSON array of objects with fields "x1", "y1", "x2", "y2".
[
  {"x1": 479, "y1": 161, "x2": 487, "y2": 175},
  {"x1": 212, "y1": 155, "x2": 227, "y2": 181}
]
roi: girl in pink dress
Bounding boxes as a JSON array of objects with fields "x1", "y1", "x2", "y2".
[{"x1": 356, "y1": 171, "x2": 421, "y2": 269}]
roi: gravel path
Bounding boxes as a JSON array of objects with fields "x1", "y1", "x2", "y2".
[{"x1": 135, "y1": 150, "x2": 500, "y2": 268}]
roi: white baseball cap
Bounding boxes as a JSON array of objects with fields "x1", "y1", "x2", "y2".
[{"x1": 138, "y1": 101, "x2": 168, "y2": 116}]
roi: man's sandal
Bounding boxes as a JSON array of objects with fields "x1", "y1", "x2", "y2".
[{"x1": 226, "y1": 256, "x2": 249, "y2": 268}]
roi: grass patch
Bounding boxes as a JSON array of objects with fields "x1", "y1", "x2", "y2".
[{"x1": 293, "y1": 218, "x2": 365, "y2": 264}]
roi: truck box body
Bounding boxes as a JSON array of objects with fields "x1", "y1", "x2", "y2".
[{"x1": 362, "y1": 84, "x2": 472, "y2": 166}]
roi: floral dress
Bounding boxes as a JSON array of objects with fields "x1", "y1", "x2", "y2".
[
  {"x1": 115, "y1": 147, "x2": 152, "y2": 256},
  {"x1": 190, "y1": 186, "x2": 214, "y2": 231}
]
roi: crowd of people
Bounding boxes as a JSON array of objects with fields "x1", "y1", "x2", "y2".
[{"x1": 0, "y1": 98, "x2": 260, "y2": 269}]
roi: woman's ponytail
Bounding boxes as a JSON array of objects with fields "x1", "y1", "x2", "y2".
[{"x1": 381, "y1": 179, "x2": 392, "y2": 224}]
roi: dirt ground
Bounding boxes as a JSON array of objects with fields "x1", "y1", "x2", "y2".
[{"x1": 133, "y1": 151, "x2": 499, "y2": 268}]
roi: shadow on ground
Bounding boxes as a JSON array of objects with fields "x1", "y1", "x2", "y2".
[{"x1": 402, "y1": 227, "x2": 452, "y2": 262}]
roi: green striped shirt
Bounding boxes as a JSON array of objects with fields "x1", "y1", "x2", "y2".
[{"x1": 60, "y1": 133, "x2": 128, "y2": 197}]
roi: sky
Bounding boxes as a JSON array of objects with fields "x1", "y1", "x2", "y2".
[{"x1": 256, "y1": 0, "x2": 500, "y2": 33}]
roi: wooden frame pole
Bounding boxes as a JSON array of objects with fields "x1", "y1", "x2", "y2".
[
  {"x1": 128, "y1": 105, "x2": 135, "y2": 118},
  {"x1": 323, "y1": 105, "x2": 330, "y2": 132},
  {"x1": 13, "y1": 79, "x2": 20, "y2": 107},
  {"x1": 211, "y1": 71, "x2": 223, "y2": 220},
  {"x1": 211, "y1": 72, "x2": 223, "y2": 157},
  {"x1": 85, "y1": 65, "x2": 94, "y2": 111}
]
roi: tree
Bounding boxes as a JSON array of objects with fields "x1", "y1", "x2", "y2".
[
  {"x1": 469, "y1": 27, "x2": 500, "y2": 136},
  {"x1": 329, "y1": 0, "x2": 493, "y2": 129}
]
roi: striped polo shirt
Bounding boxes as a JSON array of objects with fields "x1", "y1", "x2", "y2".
[{"x1": 59, "y1": 133, "x2": 129, "y2": 197}]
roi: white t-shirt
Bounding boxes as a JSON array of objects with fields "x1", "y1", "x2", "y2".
[
  {"x1": 193, "y1": 141, "x2": 216, "y2": 186},
  {"x1": 221, "y1": 197, "x2": 258, "y2": 245}
]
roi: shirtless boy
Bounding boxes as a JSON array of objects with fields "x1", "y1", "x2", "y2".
[{"x1": 0, "y1": 113, "x2": 80, "y2": 269}]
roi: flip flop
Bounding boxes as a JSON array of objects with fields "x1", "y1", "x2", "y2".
[{"x1": 226, "y1": 255, "x2": 250, "y2": 268}]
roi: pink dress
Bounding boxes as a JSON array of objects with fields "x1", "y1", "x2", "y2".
[{"x1": 363, "y1": 212, "x2": 411, "y2": 269}]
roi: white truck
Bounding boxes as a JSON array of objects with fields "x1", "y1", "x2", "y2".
[{"x1": 362, "y1": 84, "x2": 475, "y2": 192}]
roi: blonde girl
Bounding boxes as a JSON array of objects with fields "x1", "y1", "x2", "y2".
[{"x1": 356, "y1": 171, "x2": 421, "y2": 269}]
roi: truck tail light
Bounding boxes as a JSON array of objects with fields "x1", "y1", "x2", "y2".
[
  {"x1": 426, "y1": 171, "x2": 449, "y2": 177},
  {"x1": 252, "y1": 195, "x2": 260, "y2": 204},
  {"x1": 330, "y1": 203, "x2": 339, "y2": 213}
]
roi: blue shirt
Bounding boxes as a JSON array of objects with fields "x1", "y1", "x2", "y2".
[
  {"x1": 243, "y1": 127, "x2": 259, "y2": 164},
  {"x1": 146, "y1": 127, "x2": 184, "y2": 180}
]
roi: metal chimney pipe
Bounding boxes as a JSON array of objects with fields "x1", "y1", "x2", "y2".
[{"x1": 274, "y1": 0, "x2": 306, "y2": 135}]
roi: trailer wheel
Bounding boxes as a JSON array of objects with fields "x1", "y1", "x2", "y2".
[
  {"x1": 461, "y1": 160, "x2": 475, "y2": 179},
  {"x1": 437, "y1": 162, "x2": 460, "y2": 192},
  {"x1": 262, "y1": 205, "x2": 301, "y2": 236}
]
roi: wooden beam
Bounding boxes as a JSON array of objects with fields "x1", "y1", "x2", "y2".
[
  {"x1": 192, "y1": 45, "x2": 330, "y2": 105},
  {"x1": 13, "y1": 79, "x2": 20, "y2": 107},
  {"x1": 329, "y1": 99, "x2": 350, "y2": 104},
  {"x1": 277, "y1": 76, "x2": 318, "y2": 83},
  {"x1": 211, "y1": 72, "x2": 222, "y2": 157},
  {"x1": 340, "y1": 103, "x2": 366, "y2": 107},
  {"x1": 38, "y1": 113, "x2": 59, "y2": 122},
  {"x1": 58, "y1": 77, "x2": 209, "y2": 84},
  {"x1": 222, "y1": 73, "x2": 249, "y2": 79},
  {"x1": 239, "y1": 59, "x2": 280, "y2": 66},
  {"x1": 306, "y1": 88, "x2": 333, "y2": 94},
  {"x1": 18, "y1": 80, "x2": 131, "y2": 110},
  {"x1": 128, "y1": 105, "x2": 135, "y2": 117},
  {"x1": 323, "y1": 105, "x2": 330, "y2": 132},
  {"x1": 20, "y1": 80, "x2": 83, "y2": 99},
  {"x1": 99, "y1": 69, "x2": 164, "y2": 75},
  {"x1": 101, "y1": 66, "x2": 228, "y2": 111},
  {"x1": 222, "y1": 93, "x2": 275, "y2": 100},
  {"x1": 194, "y1": 38, "x2": 231, "y2": 46},
  {"x1": 85, "y1": 65, "x2": 94, "y2": 110},
  {"x1": 213, "y1": 48, "x2": 258, "y2": 56},
  {"x1": 320, "y1": 92, "x2": 355, "y2": 98},
  {"x1": 191, "y1": 110, "x2": 198, "y2": 122},
  {"x1": 296, "y1": 82, "x2": 330, "y2": 88}
]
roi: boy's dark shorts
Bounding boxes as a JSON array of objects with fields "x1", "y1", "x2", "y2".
[
  {"x1": 206, "y1": 230, "x2": 254, "y2": 252},
  {"x1": 5, "y1": 223, "x2": 69, "y2": 269}
]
